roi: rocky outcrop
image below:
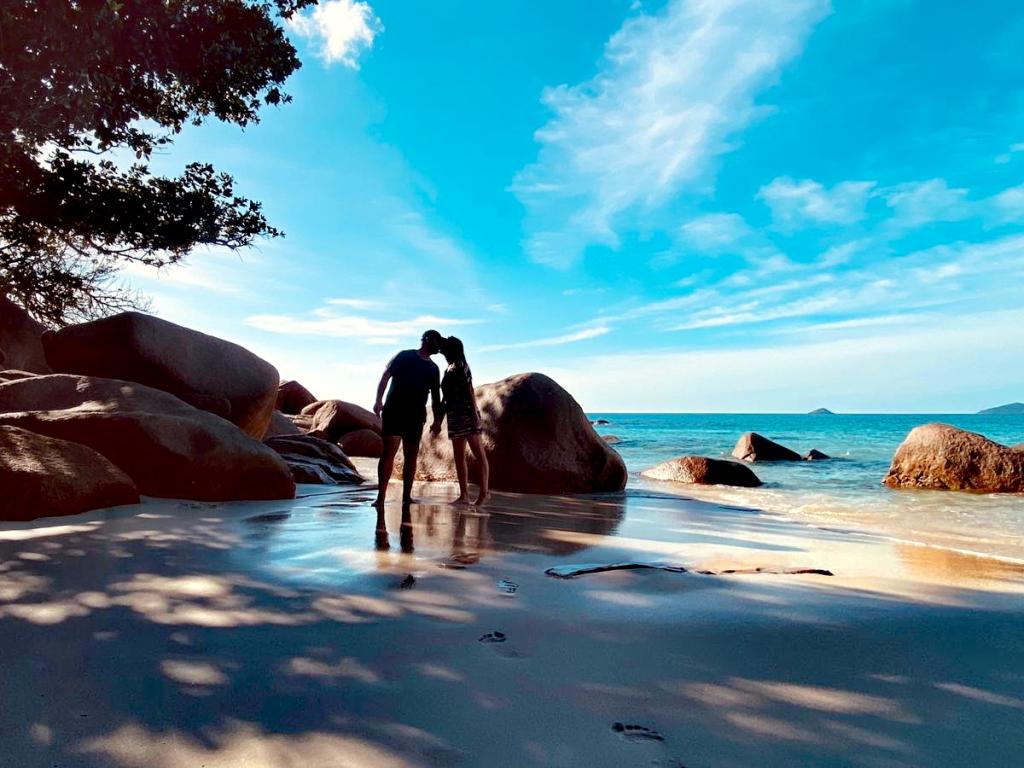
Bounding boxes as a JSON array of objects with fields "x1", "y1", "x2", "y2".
[
  {"x1": 276, "y1": 380, "x2": 317, "y2": 414},
  {"x1": 977, "y1": 402, "x2": 1024, "y2": 415},
  {"x1": 0, "y1": 374, "x2": 295, "y2": 501},
  {"x1": 641, "y1": 456, "x2": 762, "y2": 488},
  {"x1": 414, "y1": 373, "x2": 626, "y2": 493},
  {"x1": 732, "y1": 432, "x2": 802, "y2": 462},
  {"x1": 264, "y1": 435, "x2": 362, "y2": 485},
  {"x1": 0, "y1": 425, "x2": 139, "y2": 520},
  {"x1": 883, "y1": 423, "x2": 1024, "y2": 493},
  {"x1": 264, "y1": 410, "x2": 303, "y2": 439},
  {"x1": 808, "y1": 408, "x2": 834, "y2": 415},
  {"x1": 303, "y1": 399, "x2": 381, "y2": 441},
  {"x1": 0, "y1": 296, "x2": 51, "y2": 374},
  {"x1": 804, "y1": 449, "x2": 830, "y2": 461},
  {"x1": 339, "y1": 428, "x2": 383, "y2": 458},
  {"x1": 42, "y1": 312, "x2": 278, "y2": 438}
]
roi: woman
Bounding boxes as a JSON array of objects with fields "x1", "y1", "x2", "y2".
[{"x1": 431, "y1": 336, "x2": 490, "y2": 506}]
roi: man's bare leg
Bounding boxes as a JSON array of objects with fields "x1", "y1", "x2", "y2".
[
  {"x1": 402, "y1": 439, "x2": 420, "y2": 504},
  {"x1": 373, "y1": 436, "x2": 402, "y2": 507}
]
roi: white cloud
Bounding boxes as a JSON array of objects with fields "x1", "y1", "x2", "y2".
[
  {"x1": 512, "y1": 0, "x2": 829, "y2": 267},
  {"x1": 478, "y1": 325, "x2": 611, "y2": 353},
  {"x1": 326, "y1": 298, "x2": 381, "y2": 309},
  {"x1": 246, "y1": 304, "x2": 479, "y2": 345},
  {"x1": 679, "y1": 213, "x2": 752, "y2": 252},
  {"x1": 883, "y1": 178, "x2": 971, "y2": 229},
  {"x1": 991, "y1": 183, "x2": 1024, "y2": 221},
  {"x1": 758, "y1": 177, "x2": 876, "y2": 227},
  {"x1": 289, "y1": 0, "x2": 382, "y2": 68}
]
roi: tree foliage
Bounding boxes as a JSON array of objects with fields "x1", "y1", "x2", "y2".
[{"x1": 0, "y1": 0, "x2": 316, "y2": 325}]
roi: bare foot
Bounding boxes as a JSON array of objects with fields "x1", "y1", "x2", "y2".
[
  {"x1": 452, "y1": 495, "x2": 470, "y2": 506},
  {"x1": 473, "y1": 492, "x2": 491, "y2": 507}
]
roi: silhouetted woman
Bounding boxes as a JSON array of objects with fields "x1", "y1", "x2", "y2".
[{"x1": 430, "y1": 336, "x2": 490, "y2": 506}]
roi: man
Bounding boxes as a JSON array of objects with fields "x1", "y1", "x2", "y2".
[{"x1": 372, "y1": 330, "x2": 443, "y2": 507}]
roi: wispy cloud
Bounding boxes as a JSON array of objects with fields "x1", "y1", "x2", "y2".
[
  {"x1": 327, "y1": 298, "x2": 382, "y2": 310},
  {"x1": 247, "y1": 303, "x2": 479, "y2": 345},
  {"x1": 512, "y1": 0, "x2": 830, "y2": 267},
  {"x1": 479, "y1": 325, "x2": 611, "y2": 353},
  {"x1": 883, "y1": 178, "x2": 971, "y2": 229},
  {"x1": 289, "y1": 0, "x2": 382, "y2": 68},
  {"x1": 758, "y1": 177, "x2": 876, "y2": 228},
  {"x1": 679, "y1": 213, "x2": 753, "y2": 252}
]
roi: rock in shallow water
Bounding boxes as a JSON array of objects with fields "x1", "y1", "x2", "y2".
[
  {"x1": 0, "y1": 424, "x2": 139, "y2": 520},
  {"x1": 0, "y1": 374, "x2": 295, "y2": 501},
  {"x1": 415, "y1": 373, "x2": 626, "y2": 493},
  {"x1": 883, "y1": 423, "x2": 1024, "y2": 493},
  {"x1": 641, "y1": 456, "x2": 762, "y2": 487},
  {"x1": 732, "y1": 432, "x2": 802, "y2": 462}
]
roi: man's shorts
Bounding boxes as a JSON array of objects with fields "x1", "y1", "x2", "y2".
[{"x1": 381, "y1": 406, "x2": 426, "y2": 445}]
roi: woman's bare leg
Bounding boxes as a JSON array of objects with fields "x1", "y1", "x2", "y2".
[
  {"x1": 452, "y1": 436, "x2": 470, "y2": 504},
  {"x1": 468, "y1": 433, "x2": 490, "y2": 506}
]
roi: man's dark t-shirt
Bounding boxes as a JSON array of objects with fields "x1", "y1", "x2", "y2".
[{"x1": 383, "y1": 350, "x2": 440, "y2": 429}]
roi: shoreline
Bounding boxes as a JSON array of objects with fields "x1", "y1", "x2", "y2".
[{"x1": 632, "y1": 475, "x2": 1024, "y2": 568}]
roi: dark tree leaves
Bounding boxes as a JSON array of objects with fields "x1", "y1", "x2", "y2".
[{"x1": 0, "y1": 0, "x2": 316, "y2": 325}]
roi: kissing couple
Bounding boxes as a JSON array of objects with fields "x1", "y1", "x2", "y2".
[{"x1": 371, "y1": 330, "x2": 490, "y2": 508}]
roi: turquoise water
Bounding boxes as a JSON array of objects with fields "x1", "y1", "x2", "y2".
[{"x1": 590, "y1": 413, "x2": 1024, "y2": 562}]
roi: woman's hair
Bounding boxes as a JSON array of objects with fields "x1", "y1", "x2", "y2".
[{"x1": 442, "y1": 335, "x2": 467, "y2": 366}]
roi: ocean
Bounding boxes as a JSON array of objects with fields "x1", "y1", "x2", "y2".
[{"x1": 589, "y1": 413, "x2": 1024, "y2": 562}]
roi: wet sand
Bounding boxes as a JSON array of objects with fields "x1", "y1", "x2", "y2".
[{"x1": 1, "y1": 479, "x2": 1022, "y2": 767}]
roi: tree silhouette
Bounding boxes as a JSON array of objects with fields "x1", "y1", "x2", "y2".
[{"x1": 0, "y1": 0, "x2": 317, "y2": 325}]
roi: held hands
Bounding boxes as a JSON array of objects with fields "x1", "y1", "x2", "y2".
[{"x1": 430, "y1": 420, "x2": 442, "y2": 436}]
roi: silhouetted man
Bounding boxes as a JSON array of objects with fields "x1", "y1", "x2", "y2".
[{"x1": 372, "y1": 330, "x2": 443, "y2": 507}]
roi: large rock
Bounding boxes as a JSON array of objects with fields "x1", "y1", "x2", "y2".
[
  {"x1": 42, "y1": 312, "x2": 278, "y2": 438},
  {"x1": 339, "y1": 428, "x2": 383, "y2": 458},
  {"x1": 264, "y1": 410, "x2": 303, "y2": 439},
  {"x1": 0, "y1": 425, "x2": 139, "y2": 520},
  {"x1": 264, "y1": 435, "x2": 362, "y2": 485},
  {"x1": 642, "y1": 456, "x2": 762, "y2": 488},
  {"x1": 414, "y1": 373, "x2": 627, "y2": 493},
  {"x1": 0, "y1": 296, "x2": 51, "y2": 374},
  {"x1": 303, "y1": 399, "x2": 381, "y2": 441},
  {"x1": 883, "y1": 423, "x2": 1024, "y2": 493},
  {"x1": 732, "y1": 432, "x2": 802, "y2": 462},
  {"x1": 276, "y1": 380, "x2": 318, "y2": 414},
  {"x1": 0, "y1": 374, "x2": 295, "y2": 501}
]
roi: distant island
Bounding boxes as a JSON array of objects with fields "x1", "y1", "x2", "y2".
[
  {"x1": 977, "y1": 402, "x2": 1024, "y2": 415},
  {"x1": 808, "y1": 408, "x2": 835, "y2": 415}
]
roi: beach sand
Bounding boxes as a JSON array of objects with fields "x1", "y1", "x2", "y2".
[{"x1": 1, "y1": 476, "x2": 1022, "y2": 767}]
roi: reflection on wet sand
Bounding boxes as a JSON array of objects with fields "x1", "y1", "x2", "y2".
[{"x1": 371, "y1": 492, "x2": 627, "y2": 564}]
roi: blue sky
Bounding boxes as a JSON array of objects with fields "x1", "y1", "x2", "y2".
[{"x1": 129, "y1": 0, "x2": 1024, "y2": 412}]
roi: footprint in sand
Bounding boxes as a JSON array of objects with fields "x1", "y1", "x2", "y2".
[
  {"x1": 243, "y1": 512, "x2": 291, "y2": 524},
  {"x1": 478, "y1": 631, "x2": 523, "y2": 658},
  {"x1": 611, "y1": 722, "x2": 665, "y2": 743}
]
